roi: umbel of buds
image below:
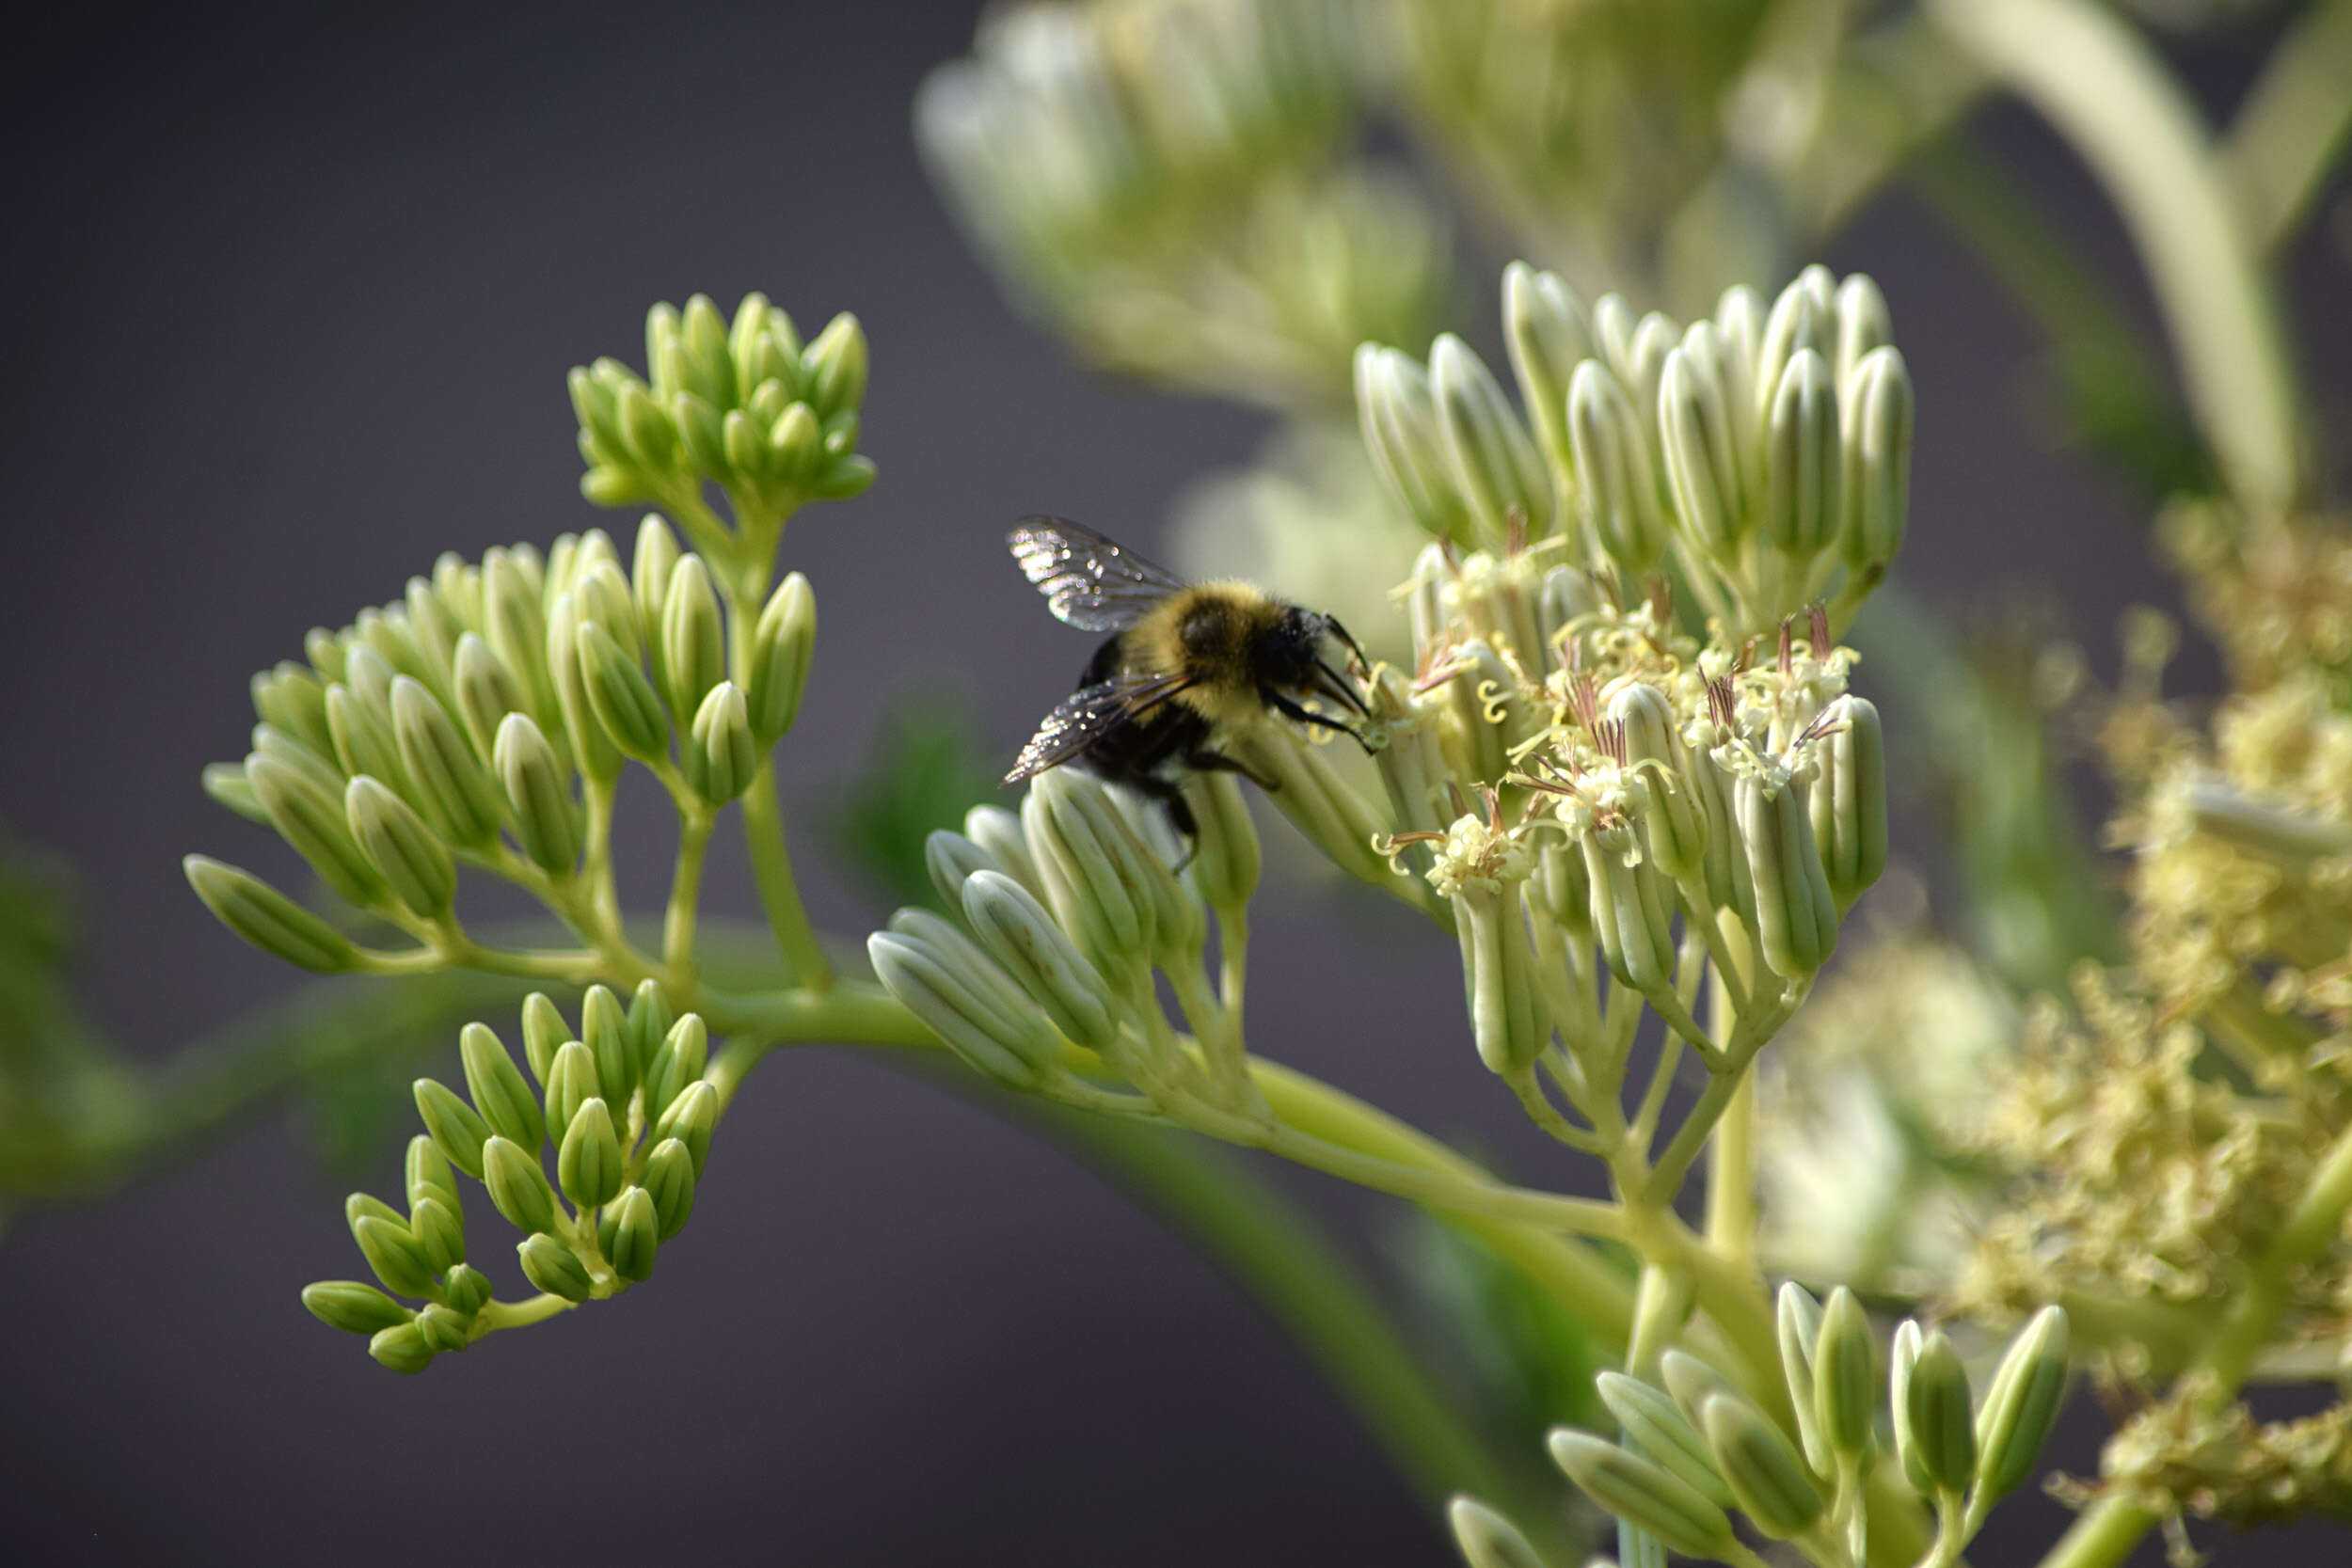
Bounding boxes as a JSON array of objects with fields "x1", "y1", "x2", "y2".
[
  {"x1": 1359, "y1": 261, "x2": 1913, "y2": 641},
  {"x1": 185, "y1": 517, "x2": 818, "y2": 973},
  {"x1": 301, "y1": 985, "x2": 716, "y2": 1371}
]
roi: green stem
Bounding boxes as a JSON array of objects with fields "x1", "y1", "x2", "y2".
[
  {"x1": 2221, "y1": 0, "x2": 2352, "y2": 251},
  {"x1": 1931, "y1": 0, "x2": 2305, "y2": 516},
  {"x1": 475, "y1": 1291, "x2": 576, "y2": 1334},
  {"x1": 662, "y1": 806, "x2": 716, "y2": 979},
  {"x1": 734, "y1": 765, "x2": 834, "y2": 990}
]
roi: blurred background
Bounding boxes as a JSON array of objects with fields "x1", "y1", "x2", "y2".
[{"x1": 0, "y1": 1, "x2": 2344, "y2": 1563}]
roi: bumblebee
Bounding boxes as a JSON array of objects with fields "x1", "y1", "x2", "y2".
[{"x1": 1005, "y1": 516, "x2": 1371, "y2": 840}]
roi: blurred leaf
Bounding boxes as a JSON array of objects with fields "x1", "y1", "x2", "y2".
[{"x1": 824, "y1": 684, "x2": 1000, "y2": 912}]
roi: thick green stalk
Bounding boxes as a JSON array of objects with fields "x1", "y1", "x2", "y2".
[{"x1": 2221, "y1": 0, "x2": 2352, "y2": 250}]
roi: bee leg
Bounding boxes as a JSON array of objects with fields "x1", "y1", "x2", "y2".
[
  {"x1": 1261, "y1": 688, "x2": 1374, "y2": 753},
  {"x1": 1184, "y1": 748, "x2": 1279, "y2": 793}
]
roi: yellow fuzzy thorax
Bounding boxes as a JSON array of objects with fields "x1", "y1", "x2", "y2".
[{"x1": 1123, "y1": 579, "x2": 1285, "y2": 729}]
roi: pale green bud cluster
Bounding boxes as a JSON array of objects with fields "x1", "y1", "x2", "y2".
[
  {"x1": 569, "y1": 293, "x2": 873, "y2": 562},
  {"x1": 301, "y1": 985, "x2": 716, "y2": 1370},
  {"x1": 1545, "y1": 1293, "x2": 2070, "y2": 1565},
  {"x1": 916, "y1": 0, "x2": 1443, "y2": 405},
  {"x1": 1359, "y1": 263, "x2": 1913, "y2": 640},
  {"x1": 186, "y1": 519, "x2": 816, "y2": 970},
  {"x1": 872, "y1": 772, "x2": 1269, "y2": 1122}
]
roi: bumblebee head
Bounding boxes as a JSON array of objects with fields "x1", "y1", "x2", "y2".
[{"x1": 1258, "y1": 606, "x2": 1371, "y2": 721}]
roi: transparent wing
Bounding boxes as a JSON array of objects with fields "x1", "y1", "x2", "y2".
[
  {"x1": 1004, "y1": 672, "x2": 1192, "y2": 784},
  {"x1": 1009, "y1": 515, "x2": 1188, "y2": 632}
]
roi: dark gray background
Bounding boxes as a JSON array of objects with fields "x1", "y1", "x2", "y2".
[{"x1": 0, "y1": 3, "x2": 2344, "y2": 1564}]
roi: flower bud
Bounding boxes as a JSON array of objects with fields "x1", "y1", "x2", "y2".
[
  {"x1": 868, "y1": 930, "x2": 1062, "y2": 1091},
  {"x1": 483, "y1": 547, "x2": 559, "y2": 733},
  {"x1": 675, "y1": 294, "x2": 735, "y2": 405},
  {"x1": 1530, "y1": 841, "x2": 1593, "y2": 942},
  {"x1": 547, "y1": 593, "x2": 625, "y2": 782},
  {"x1": 576, "y1": 622, "x2": 670, "y2": 764},
  {"x1": 644, "y1": 1014, "x2": 709, "y2": 1121},
  {"x1": 368, "y1": 1322, "x2": 436, "y2": 1373},
  {"x1": 1660, "y1": 344, "x2": 1747, "y2": 559},
  {"x1": 302, "y1": 1280, "x2": 411, "y2": 1336},
  {"x1": 1583, "y1": 832, "x2": 1677, "y2": 994},
  {"x1": 1905, "y1": 1329, "x2": 1977, "y2": 1497},
  {"x1": 481, "y1": 1134, "x2": 560, "y2": 1236},
  {"x1": 745, "y1": 573, "x2": 815, "y2": 746},
  {"x1": 516, "y1": 1233, "x2": 594, "y2": 1303},
  {"x1": 628, "y1": 980, "x2": 674, "y2": 1080},
  {"x1": 1567, "y1": 360, "x2": 1669, "y2": 577},
  {"x1": 350, "y1": 1212, "x2": 434, "y2": 1299},
  {"x1": 1776, "y1": 1280, "x2": 1829, "y2": 1472},
  {"x1": 202, "y1": 761, "x2": 269, "y2": 824},
  {"x1": 441, "y1": 1261, "x2": 493, "y2": 1317},
  {"x1": 659, "y1": 555, "x2": 725, "y2": 721},
  {"x1": 1689, "y1": 751, "x2": 1756, "y2": 926},
  {"x1": 408, "y1": 1194, "x2": 465, "y2": 1274},
  {"x1": 580, "y1": 985, "x2": 637, "y2": 1109},
  {"x1": 1764, "y1": 349, "x2": 1840, "y2": 561},
  {"x1": 519, "y1": 992, "x2": 568, "y2": 1084},
  {"x1": 1839, "y1": 345, "x2": 1913, "y2": 574},
  {"x1": 1023, "y1": 768, "x2": 1157, "y2": 973},
  {"x1": 1595, "y1": 1371, "x2": 1733, "y2": 1509},
  {"x1": 963, "y1": 805, "x2": 1043, "y2": 900},
  {"x1": 1660, "y1": 1349, "x2": 1742, "y2": 1429},
  {"x1": 1182, "y1": 772, "x2": 1260, "y2": 912},
  {"x1": 1737, "y1": 773, "x2": 1839, "y2": 980},
  {"x1": 1698, "y1": 1393, "x2": 1824, "y2": 1539},
  {"x1": 1445, "y1": 1497, "x2": 1549, "y2": 1568},
  {"x1": 802, "y1": 311, "x2": 868, "y2": 420},
  {"x1": 652, "y1": 1080, "x2": 717, "y2": 1175},
  {"x1": 413, "y1": 1077, "x2": 490, "y2": 1180},
  {"x1": 685, "y1": 682, "x2": 758, "y2": 804},
  {"x1": 252, "y1": 661, "x2": 333, "y2": 755},
  {"x1": 642, "y1": 1136, "x2": 697, "y2": 1239},
  {"x1": 1609, "y1": 684, "x2": 1705, "y2": 883},
  {"x1": 342, "y1": 777, "x2": 454, "y2": 922},
  {"x1": 405, "y1": 1133, "x2": 459, "y2": 1212},
  {"x1": 460, "y1": 1022, "x2": 546, "y2": 1151},
  {"x1": 598, "y1": 1186, "x2": 655, "y2": 1283},
  {"x1": 1436, "y1": 640, "x2": 1523, "y2": 787},
  {"x1": 1975, "y1": 1305, "x2": 2068, "y2": 1499},
  {"x1": 246, "y1": 753, "x2": 386, "y2": 909},
  {"x1": 1809, "y1": 695, "x2": 1886, "y2": 911},
  {"x1": 1756, "y1": 267, "x2": 1835, "y2": 425},
  {"x1": 1547, "y1": 1430, "x2": 1737, "y2": 1561},
  {"x1": 1834, "y1": 274, "x2": 1892, "y2": 395},
  {"x1": 1432, "y1": 333, "x2": 1553, "y2": 543},
  {"x1": 557, "y1": 1098, "x2": 626, "y2": 1209},
  {"x1": 493, "y1": 713, "x2": 582, "y2": 877},
  {"x1": 631, "y1": 515, "x2": 683, "y2": 641},
  {"x1": 925, "y1": 829, "x2": 1000, "y2": 912},
  {"x1": 1356, "y1": 344, "x2": 1470, "y2": 541},
  {"x1": 1814, "y1": 1286, "x2": 1876, "y2": 1465},
  {"x1": 961, "y1": 870, "x2": 1121, "y2": 1053},
  {"x1": 545, "y1": 1039, "x2": 600, "y2": 1138},
  {"x1": 451, "y1": 633, "x2": 527, "y2": 760},
  {"x1": 183, "y1": 856, "x2": 359, "y2": 973},
  {"x1": 1502, "y1": 261, "x2": 1594, "y2": 474},
  {"x1": 387, "y1": 677, "x2": 502, "y2": 852},
  {"x1": 766, "y1": 402, "x2": 824, "y2": 486},
  {"x1": 1455, "y1": 883, "x2": 1547, "y2": 1076}
]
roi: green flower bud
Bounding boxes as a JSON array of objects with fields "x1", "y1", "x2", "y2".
[
  {"x1": 868, "y1": 930, "x2": 1061, "y2": 1092},
  {"x1": 345, "y1": 1191, "x2": 405, "y2": 1229},
  {"x1": 616, "y1": 378, "x2": 680, "y2": 474},
  {"x1": 1906, "y1": 1329, "x2": 1978, "y2": 1497},
  {"x1": 1356, "y1": 344, "x2": 1470, "y2": 542},
  {"x1": 1736, "y1": 773, "x2": 1839, "y2": 980},
  {"x1": 1809, "y1": 695, "x2": 1886, "y2": 911},
  {"x1": 1838, "y1": 345, "x2": 1913, "y2": 574},
  {"x1": 557, "y1": 1098, "x2": 626, "y2": 1209},
  {"x1": 1814, "y1": 1286, "x2": 1876, "y2": 1465},
  {"x1": 1432, "y1": 333, "x2": 1553, "y2": 543},
  {"x1": 408, "y1": 1194, "x2": 465, "y2": 1274},
  {"x1": 1596, "y1": 297, "x2": 1677, "y2": 439},
  {"x1": 519, "y1": 991, "x2": 568, "y2": 1084},
  {"x1": 1437, "y1": 640, "x2": 1523, "y2": 787},
  {"x1": 766, "y1": 402, "x2": 823, "y2": 486},
  {"x1": 390, "y1": 677, "x2": 504, "y2": 849},
  {"x1": 1547, "y1": 1430, "x2": 1737, "y2": 1561},
  {"x1": 545, "y1": 1039, "x2": 601, "y2": 1138},
  {"x1": 1699, "y1": 1393, "x2": 1824, "y2": 1539},
  {"x1": 609, "y1": 1185, "x2": 660, "y2": 1282},
  {"x1": 302, "y1": 1279, "x2": 411, "y2": 1335},
  {"x1": 1690, "y1": 750, "x2": 1757, "y2": 927},
  {"x1": 403, "y1": 579, "x2": 460, "y2": 688},
  {"x1": 745, "y1": 573, "x2": 815, "y2": 746},
  {"x1": 576, "y1": 622, "x2": 669, "y2": 764},
  {"x1": 570, "y1": 363, "x2": 627, "y2": 464},
  {"x1": 628, "y1": 981, "x2": 674, "y2": 1079},
  {"x1": 413, "y1": 1305, "x2": 470, "y2": 1354},
  {"x1": 481, "y1": 1134, "x2": 560, "y2": 1236},
  {"x1": 201, "y1": 761, "x2": 269, "y2": 824},
  {"x1": 644, "y1": 1014, "x2": 709, "y2": 1122},
  {"x1": 256, "y1": 718, "x2": 351, "y2": 801},
  {"x1": 350, "y1": 1212, "x2": 434, "y2": 1299},
  {"x1": 1834, "y1": 274, "x2": 1892, "y2": 396},
  {"x1": 1455, "y1": 882, "x2": 1547, "y2": 1076},
  {"x1": 1530, "y1": 841, "x2": 1592, "y2": 942},
  {"x1": 413, "y1": 1077, "x2": 490, "y2": 1180},
  {"x1": 961, "y1": 870, "x2": 1121, "y2": 1053},
  {"x1": 812, "y1": 451, "x2": 876, "y2": 502},
  {"x1": 183, "y1": 856, "x2": 358, "y2": 973},
  {"x1": 652, "y1": 1079, "x2": 716, "y2": 1174},
  {"x1": 1889, "y1": 1318, "x2": 1932, "y2": 1493},
  {"x1": 595, "y1": 1202, "x2": 619, "y2": 1261},
  {"x1": 1764, "y1": 349, "x2": 1840, "y2": 560},
  {"x1": 1582, "y1": 832, "x2": 1676, "y2": 994},
  {"x1": 303, "y1": 625, "x2": 346, "y2": 683},
  {"x1": 1975, "y1": 1306, "x2": 2069, "y2": 1499},
  {"x1": 246, "y1": 753, "x2": 385, "y2": 909},
  {"x1": 631, "y1": 515, "x2": 683, "y2": 642},
  {"x1": 253, "y1": 661, "x2": 335, "y2": 758},
  {"x1": 1609, "y1": 684, "x2": 1705, "y2": 884},
  {"x1": 516, "y1": 1233, "x2": 594, "y2": 1303},
  {"x1": 1182, "y1": 771, "x2": 1260, "y2": 912},
  {"x1": 368, "y1": 1321, "x2": 436, "y2": 1373},
  {"x1": 1567, "y1": 360, "x2": 1669, "y2": 577},
  {"x1": 1445, "y1": 1496, "x2": 1549, "y2": 1568},
  {"x1": 1756, "y1": 267, "x2": 1835, "y2": 426},
  {"x1": 493, "y1": 713, "x2": 582, "y2": 876},
  {"x1": 677, "y1": 294, "x2": 735, "y2": 406},
  {"x1": 451, "y1": 633, "x2": 527, "y2": 760},
  {"x1": 580, "y1": 984, "x2": 636, "y2": 1109},
  {"x1": 342, "y1": 776, "x2": 454, "y2": 922},
  {"x1": 802, "y1": 311, "x2": 868, "y2": 420},
  {"x1": 1502, "y1": 266, "x2": 1595, "y2": 464},
  {"x1": 963, "y1": 805, "x2": 1043, "y2": 899},
  {"x1": 405, "y1": 1133, "x2": 458, "y2": 1212},
  {"x1": 1660, "y1": 1349, "x2": 1742, "y2": 1429},
  {"x1": 659, "y1": 555, "x2": 725, "y2": 721},
  {"x1": 641, "y1": 1137, "x2": 696, "y2": 1240},
  {"x1": 460, "y1": 1022, "x2": 545, "y2": 1150},
  {"x1": 1022, "y1": 768, "x2": 1158, "y2": 974},
  {"x1": 483, "y1": 546, "x2": 560, "y2": 736},
  {"x1": 442, "y1": 1261, "x2": 493, "y2": 1316},
  {"x1": 1776, "y1": 1280, "x2": 1829, "y2": 1473},
  {"x1": 1660, "y1": 343, "x2": 1747, "y2": 558},
  {"x1": 1595, "y1": 1371, "x2": 1733, "y2": 1509},
  {"x1": 925, "y1": 829, "x2": 1000, "y2": 912},
  {"x1": 546, "y1": 593, "x2": 625, "y2": 782},
  {"x1": 685, "y1": 682, "x2": 758, "y2": 804}
]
